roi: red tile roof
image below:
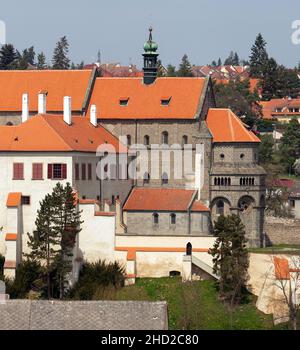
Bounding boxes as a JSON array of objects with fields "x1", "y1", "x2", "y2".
[
  {"x1": 206, "y1": 108, "x2": 260, "y2": 143},
  {"x1": 123, "y1": 188, "x2": 208, "y2": 212},
  {"x1": 191, "y1": 200, "x2": 210, "y2": 212},
  {"x1": 260, "y1": 98, "x2": 300, "y2": 119},
  {"x1": 5, "y1": 233, "x2": 17, "y2": 241},
  {"x1": 0, "y1": 70, "x2": 94, "y2": 112},
  {"x1": 6, "y1": 193, "x2": 22, "y2": 207},
  {"x1": 274, "y1": 257, "x2": 290, "y2": 280},
  {"x1": 0, "y1": 114, "x2": 127, "y2": 153},
  {"x1": 88, "y1": 77, "x2": 207, "y2": 119}
]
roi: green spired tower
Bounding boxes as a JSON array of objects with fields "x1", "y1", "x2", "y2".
[{"x1": 143, "y1": 27, "x2": 159, "y2": 85}]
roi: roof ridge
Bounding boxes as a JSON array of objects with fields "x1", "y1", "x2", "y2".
[{"x1": 230, "y1": 110, "x2": 257, "y2": 142}]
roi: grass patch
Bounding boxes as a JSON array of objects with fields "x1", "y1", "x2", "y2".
[
  {"x1": 115, "y1": 277, "x2": 288, "y2": 330},
  {"x1": 249, "y1": 244, "x2": 300, "y2": 255}
]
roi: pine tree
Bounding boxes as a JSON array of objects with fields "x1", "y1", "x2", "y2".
[
  {"x1": 52, "y1": 36, "x2": 70, "y2": 70},
  {"x1": 249, "y1": 33, "x2": 269, "y2": 77},
  {"x1": 210, "y1": 214, "x2": 249, "y2": 306},
  {"x1": 217, "y1": 57, "x2": 222, "y2": 66},
  {"x1": 37, "y1": 52, "x2": 47, "y2": 69},
  {"x1": 0, "y1": 44, "x2": 18, "y2": 69},
  {"x1": 166, "y1": 64, "x2": 177, "y2": 77},
  {"x1": 211, "y1": 60, "x2": 217, "y2": 67},
  {"x1": 261, "y1": 57, "x2": 279, "y2": 100},
  {"x1": 177, "y1": 54, "x2": 193, "y2": 77},
  {"x1": 233, "y1": 52, "x2": 240, "y2": 66},
  {"x1": 278, "y1": 118, "x2": 300, "y2": 174},
  {"x1": 25, "y1": 193, "x2": 61, "y2": 299},
  {"x1": 51, "y1": 183, "x2": 82, "y2": 299}
]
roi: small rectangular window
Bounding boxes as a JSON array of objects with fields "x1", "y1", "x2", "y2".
[
  {"x1": 119, "y1": 97, "x2": 129, "y2": 106},
  {"x1": 32, "y1": 163, "x2": 43, "y2": 180},
  {"x1": 21, "y1": 196, "x2": 30, "y2": 205},
  {"x1": 13, "y1": 163, "x2": 24, "y2": 180},
  {"x1": 48, "y1": 164, "x2": 67, "y2": 180},
  {"x1": 161, "y1": 97, "x2": 171, "y2": 106}
]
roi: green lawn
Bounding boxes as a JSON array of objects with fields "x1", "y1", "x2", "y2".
[
  {"x1": 115, "y1": 277, "x2": 288, "y2": 330},
  {"x1": 249, "y1": 244, "x2": 300, "y2": 255}
]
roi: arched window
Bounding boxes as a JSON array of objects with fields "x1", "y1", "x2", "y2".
[
  {"x1": 224, "y1": 178, "x2": 228, "y2": 186},
  {"x1": 220, "y1": 154, "x2": 225, "y2": 160},
  {"x1": 217, "y1": 178, "x2": 221, "y2": 186},
  {"x1": 6, "y1": 121, "x2": 13, "y2": 126},
  {"x1": 216, "y1": 200, "x2": 224, "y2": 215},
  {"x1": 162, "y1": 172, "x2": 168, "y2": 185},
  {"x1": 144, "y1": 135, "x2": 150, "y2": 146},
  {"x1": 214, "y1": 177, "x2": 218, "y2": 186},
  {"x1": 186, "y1": 242, "x2": 192, "y2": 256},
  {"x1": 153, "y1": 212, "x2": 159, "y2": 225},
  {"x1": 162, "y1": 131, "x2": 169, "y2": 144},
  {"x1": 126, "y1": 135, "x2": 132, "y2": 146},
  {"x1": 221, "y1": 178, "x2": 224, "y2": 186},
  {"x1": 170, "y1": 213, "x2": 176, "y2": 225},
  {"x1": 240, "y1": 153, "x2": 245, "y2": 160},
  {"x1": 143, "y1": 172, "x2": 150, "y2": 184},
  {"x1": 182, "y1": 135, "x2": 188, "y2": 146}
]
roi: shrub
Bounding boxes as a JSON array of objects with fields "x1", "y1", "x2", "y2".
[
  {"x1": 6, "y1": 260, "x2": 44, "y2": 299},
  {"x1": 69, "y1": 260, "x2": 125, "y2": 300}
]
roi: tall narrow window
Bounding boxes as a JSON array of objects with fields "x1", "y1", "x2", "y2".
[
  {"x1": 13, "y1": 163, "x2": 24, "y2": 180},
  {"x1": 144, "y1": 135, "x2": 150, "y2": 146},
  {"x1": 81, "y1": 164, "x2": 86, "y2": 181},
  {"x1": 88, "y1": 163, "x2": 92, "y2": 180},
  {"x1": 170, "y1": 213, "x2": 176, "y2": 225},
  {"x1": 127, "y1": 135, "x2": 132, "y2": 146},
  {"x1": 216, "y1": 200, "x2": 224, "y2": 215},
  {"x1": 32, "y1": 163, "x2": 43, "y2": 180},
  {"x1": 162, "y1": 131, "x2": 168, "y2": 144},
  {"x1": 153, "y1": 212, "x2": 159, "y2": 225},
  {"x1": 75, "y1": 163, "x2": 80, "y2": 180},
  {"x1": 182, "y1": 135, "x2": 188, "y2": 146}
]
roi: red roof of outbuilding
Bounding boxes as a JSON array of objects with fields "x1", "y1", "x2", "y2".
[{"x1": 123, "y1": 188, "x2": 208, "y2": 212}]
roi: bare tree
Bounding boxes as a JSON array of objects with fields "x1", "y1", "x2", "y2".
[{"x1": 274, "y1": 256, "x2": 300, "y2": 330}]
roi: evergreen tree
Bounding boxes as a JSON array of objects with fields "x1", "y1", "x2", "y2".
[
  {"x1": 249, "y1": 33, "x2": 269, "y2": 77},
  {"x1": 224, "y1": 51, "x2": 239, "y2": 66},
  {"x1": 52, "y1": 36, "x2": 70, "y2": 70},
  {"x1": 261, "y1": 57, "x2": 279, "y2": 100},
  {"x1": 37, "y1": 52, "x2": 47, "y2": 69},
  {"x1": 211, "y1": 60, "x2": 217, "y2": 67},
  {"x1": 258, "y1": 134, "x2": 274, "y2": 164},
  {"x1": 0, "y1": 44, "x2": 18, "y2": 69},
  {"x1": 217, "y1": 57, "x2": 222, "y2": 66},
  {"x1": 277, "y1": 118, "x2": 300, "y2": 174},
  {"x1": 210, "y1": 214, "x2": 249, "y2": 306},
  {"x1": 276, "y1": 66, "x2": 300, "y2": 98},
  {"x1": 25, "y1": 194, "x2": 61, "y2": 299},
  {"x1": 214, "y1": 78, "x2": 261, "y2": 127},
  {"x1": 177, "y1": 54, "x2": 193, "y2": 77},
  {"x1": 157, "y1": 59, "x2": 165, "y2": 77},
  {"x1": 166, "y1": 64, "x2": 177, "y2": 77},
  {"x1": 50, "y1": 183, "x2": 82, "y2": 298}
]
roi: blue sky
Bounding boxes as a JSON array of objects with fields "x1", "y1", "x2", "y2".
[{"x1": 1, "y1": 0, "x2": 300, "y2": 68}]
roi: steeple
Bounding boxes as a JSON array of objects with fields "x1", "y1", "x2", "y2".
[{"x1": 143, "y1": 27, "x2": 159, "y2": 85}]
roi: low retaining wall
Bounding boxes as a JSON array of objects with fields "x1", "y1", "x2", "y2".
[{"x1": 265, "y1": 216, "x2": 300, "y2": 245}]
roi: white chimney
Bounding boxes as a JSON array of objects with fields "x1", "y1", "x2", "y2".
[
  {"x1": 90, "y1": 104, "x2": 97, "y2": 127},
  {"x1": 63, "y1": 96, "x2": 72, "y2": 125},
  {"x1": 22, "y1": 93, "x2": 29, "y2": 123},
  {"x1": 38, "y1": 93, "x2": 47, "y2": 114}
]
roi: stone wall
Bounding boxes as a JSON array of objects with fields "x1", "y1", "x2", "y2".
[{"x1": 264, "y1": 216, "x2": 300, "y2": 245}]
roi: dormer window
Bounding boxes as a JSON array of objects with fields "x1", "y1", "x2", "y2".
[
  {"x1": 119, "y1": 97, "x2": 129, "y2": 106},
  {"x1": 161, "y1": 97, "x2": 171, "y2": 106}
]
